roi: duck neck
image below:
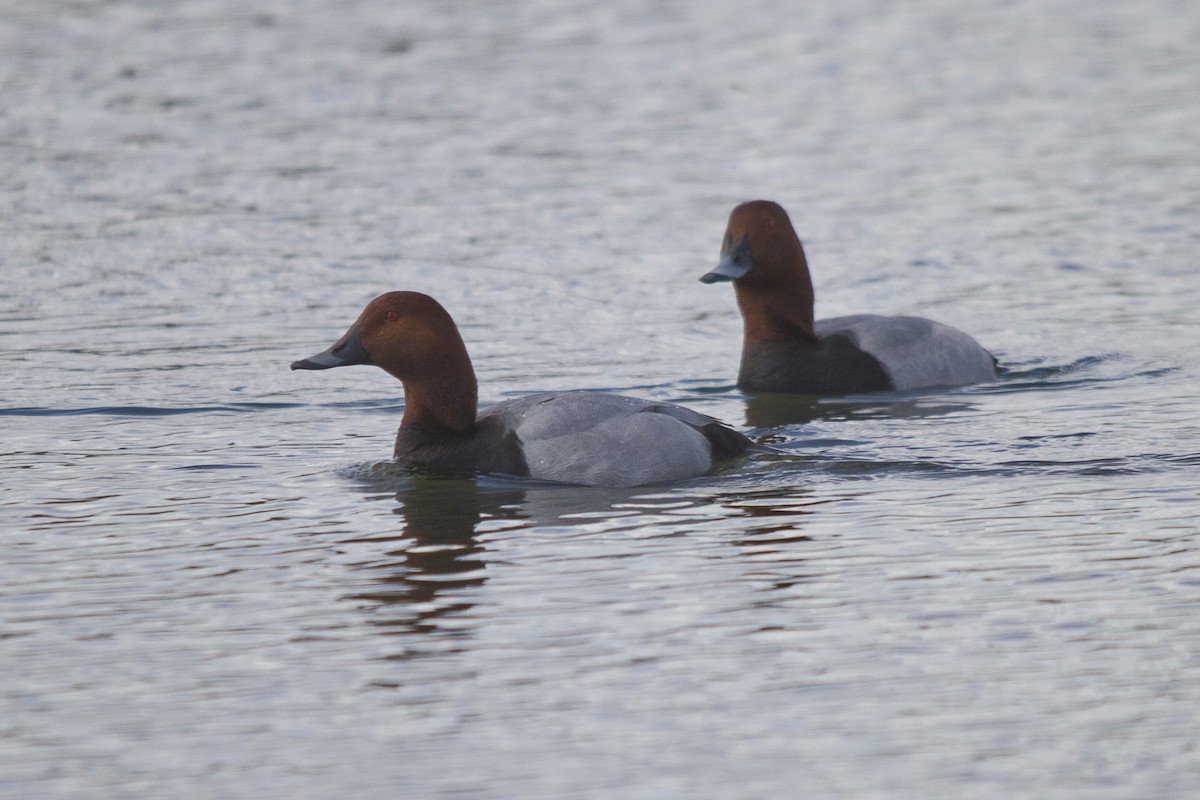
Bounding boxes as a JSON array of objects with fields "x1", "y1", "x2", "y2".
[
  {"x1": 735, "y1": 269, "x2": 818, "y2": 345},
  {"x1": 395, "y1": 352, "x2": 479, "y2": 437}
]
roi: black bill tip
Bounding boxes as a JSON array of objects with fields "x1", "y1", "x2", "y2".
[{"x1": 290, "y1": 325, "x2": 371, "y2": 371}]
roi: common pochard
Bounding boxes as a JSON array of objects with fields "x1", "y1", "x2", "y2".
[
  {"x1": 292, "y1": 291, "x2": 754, "y2": 487},
  {"x1": 701, "y1": 200, "x2": 997, "y2": 394}
]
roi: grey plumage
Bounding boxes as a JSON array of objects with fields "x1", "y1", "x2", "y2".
[
  {"x1": 481, "y1": 391, "x2": 748, "y2": 487},
  {"x1": 816, "y1": 315, "x2": 997, "y2": 391}
]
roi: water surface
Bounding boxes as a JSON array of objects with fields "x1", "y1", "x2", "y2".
[{"x1": 3, "y1": 1, "x2": 1199, "y2": 797}]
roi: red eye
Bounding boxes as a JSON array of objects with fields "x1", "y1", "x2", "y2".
[{"x1": 386, "y1": 310, "x2": 399, "y2": 322}]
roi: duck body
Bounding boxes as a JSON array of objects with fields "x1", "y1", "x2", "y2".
[
  {"x1": 292, "y1": 292, "x2": 753, "y2": 488},
  {"x1": 399, "y1": 391, "x2": 749, "y2": 487},
  {"x1": 739, "y1": 314, "x2": 997, "y2": 394},
  {"x1": 703, "y1": 200, "x2": 997, "y2": 395}
]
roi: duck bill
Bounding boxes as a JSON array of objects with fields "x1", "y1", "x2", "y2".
[
  {"x1": 699, "y1": 234, "x2": 752, "y2": 283},
  {"x1": 290, "y1": 324, "x2": 372, "y2": 370}
]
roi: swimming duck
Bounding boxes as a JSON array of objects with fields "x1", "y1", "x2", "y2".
[
  {"x1": 701, "y1": 200, "x2": 997, "y2": 394},
  {"x1": 291, "y1": 291, "x2": 754, "y2": 487}
]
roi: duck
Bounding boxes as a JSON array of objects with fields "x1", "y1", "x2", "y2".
[
  {"x1": 291, "y1": 291, "x2": 754, "y2": 487},
  {"x1": 700, "y1": 200, "x2": 997, "y2": 395}
]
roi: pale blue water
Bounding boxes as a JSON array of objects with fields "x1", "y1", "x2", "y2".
[{"x1": 3, "y1": 1, "x2": 1199, "y2": 797}]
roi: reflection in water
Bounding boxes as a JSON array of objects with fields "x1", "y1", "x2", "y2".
[
  {"x1": 743, "y1": 391, "x2": 979, "y2": 427},
  {"x1": 742, "y1": 392, "x2": 825, "y2": 427},
  {"x1": 716, "y1": 486, "x2": 825, "y2": 537},
  {"x1": 349, "y1": 471, "x2": 697, "y2": 644},
  {"x1": 486, "y1": 479, "x2": 678, "y2": 528},
  {"x1": 349, "y1": 471, "x2": 837, "y2": 647},
  {"x1": 709, "y1": 486, "x2": 826, "y2": 594},
  {"x1": 350, "y1": 475, "x2": 515, "y2": 642}
]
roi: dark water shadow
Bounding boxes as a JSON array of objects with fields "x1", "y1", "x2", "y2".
[
  {"x1": 344, "y1": 474, "x2": 511, "y2": 647},
  {"x1": 326, "y1": 457, "x2": 908, "y2": 664},
  {"x1": 0, "y1": 402, "x2": 306, "y2": 417},
  {"x1": 981, "y1": 353, "x2": 1175, "y2": 394},
  {"x1": 706, "y1": 485, "x2": 828, "y2": 595},
  {"x1": 340, "y1": 465, "x2": 713, "y2": 650},
  {"x1": 741, "y1": 391, "x2": 980, "y2": 428}
]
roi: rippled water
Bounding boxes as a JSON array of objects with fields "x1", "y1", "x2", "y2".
[{"x1": 3, "y1": 0, "x2": 1199, "y2": 797}]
